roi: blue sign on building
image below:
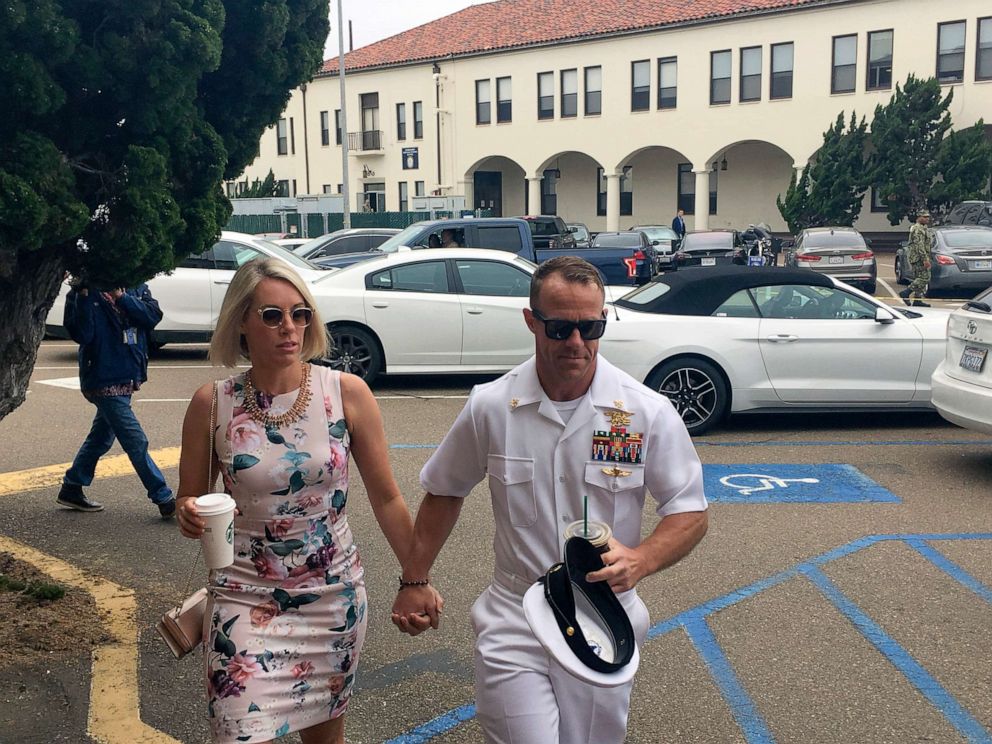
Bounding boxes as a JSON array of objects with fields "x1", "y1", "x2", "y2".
[
  {"x1": 402, "y1": 147, "x2": 419, "y2": 170},
  {"x1": 703, "y1": 464, "x2": 900, "y2": 503}
]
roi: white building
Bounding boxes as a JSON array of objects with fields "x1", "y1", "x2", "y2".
[{"x1": 233, "y1": 0, "x2": 992, "y2": 237}]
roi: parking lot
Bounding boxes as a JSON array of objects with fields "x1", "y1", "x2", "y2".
[{"x1": 2, "y1": 257, "x2": 991, "y2": 744}]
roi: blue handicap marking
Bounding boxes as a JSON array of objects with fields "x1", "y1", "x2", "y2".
[{"x1": 704, "y1": 464, "x2": 900, "y2": 503}]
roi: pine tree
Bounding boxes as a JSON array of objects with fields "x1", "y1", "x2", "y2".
[
  {"x1": 869, "y1": 75, "x2": 953, "y2": 224},
  {"x1": 238, "y1": 170, "x2": 279, "y2": 198},
  {"x1": 777, "y1": 112, "x2": 869, "y2": 232},
  {"x1": 930, "y1": 121, "x2": 992, "y2": 215}
]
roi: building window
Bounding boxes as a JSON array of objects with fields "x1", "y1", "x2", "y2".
[
  {"x1": 584, "y1": 66, "x2": 602, "y2": 115},
  {"x1": 596, "y1": 168, "x2": 607, "y2": 216},
  {"x1": 398, "y1": 181, "x2": 409, "y2": 212},
  {"x1": 276, "y1": 118, "x2": 288, "y2": 155},
  {"x1": 541, "y1": 169, "x2": 558, "y2": 215},
  {"x1": 289, "y1": 118, "x2": 296, "y2": 154},
  {"x1": 710, "y1": 50, "x2": 731, "y2": 105},
  {"x1": 291, "y1": 179, "x2": 297, "y2": 196},
  {"x1": 276, "y1": 179, "x2": 290, "y2": 197},
  {"x1": 322, "y1": 184, "x2": 332, "y2": 193},
  {"x1": 937, "y1": 21, "x2": 966, "y2": 84},
  {"x1": 631, "y1": 60, "x2": 650, "y2": 111},
  {"x1": 980, "y1": 17, "x2": 992, "y2": 81},
  {"x1": 337, "y1": 183, "x2": 343, "y2": 194},
  {"x1": 740, "y1": 46, "x2": 762, "y2": 102},
  {"x1": 770, "y1": 43, "x2": 794, "y2": 99},
  {"x1": 677, "y1": 163, "x2": 695, "y2": 215},
  {"x1": 476, "y1": 79, "x2": 492, "y2": 124},
  {"x1": 396, "y1": 103, "x2": 407, "y2": 140},
  {"x1": 867, "y1": 30, "x2": 893, "y2": 90},
  {"x1": 413, "y1": 101, "x2": 423, "y2": 139},
  {"x1": 561, "y1": 69, "x2": 578, "y2": 118},
  {"x1": 414, "y1": 180, "x2": 425, "y2": 197},
  {"x1": 537, "y1": 72, "x2": 554, "y2": 120},
  {"x1": 335, "y1": 109, "x2": 342, "y2": 145},
  {"x1": 320, "y1": 111, "x2": 330, "y2": 146},
  {"x1": 709, "y1": 167, "x2": 718, "y2": 215},
  {"x1": 832, "y1": 34, "x2": 857, "y2": 93},
  {"x1": 870, "y1": 186, "x2": 888, "y2": 213},
  {"x1": 497, "y1": 76, "x2": 512, "y2": 122},
  {"x1": 657, "y1": 57, "x2": 677, "y2": 109}
]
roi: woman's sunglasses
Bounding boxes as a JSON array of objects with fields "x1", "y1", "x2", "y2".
[
  {"x1": 256, "y1": 306, "x2": 313, "y2": 328},
  {"x1": 531, "y1": 308, "x2": 607, "y2": 341}
]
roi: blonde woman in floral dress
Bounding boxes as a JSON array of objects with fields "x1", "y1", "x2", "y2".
[{"x1": 177, "y1": 259, "x2": 442, "y2": 744}]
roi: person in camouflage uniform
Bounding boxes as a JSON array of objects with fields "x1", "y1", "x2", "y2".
[{"x1": 900, "y1": 210, "x2": 932, "y2": 307}]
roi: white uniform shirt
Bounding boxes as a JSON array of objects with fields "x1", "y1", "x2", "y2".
[{"x1": 421, "y1": 355, "x2": 707, "y2": 584}]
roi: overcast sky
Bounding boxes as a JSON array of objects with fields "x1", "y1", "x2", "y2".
[{"x1": 323, "y1": 0, "x2": 491, "y2": 59}]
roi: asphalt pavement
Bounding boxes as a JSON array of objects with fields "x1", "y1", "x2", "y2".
[{"x1": 1, "y1": 263, "x2": 990, "y2": 744}]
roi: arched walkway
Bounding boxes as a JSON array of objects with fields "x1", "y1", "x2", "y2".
[
  {"x1": 463, "y1": 155, "x2": 527, "y2": 217},
  {"x1": 698, "y1": 140, "x2": 797, "y2": 231}
]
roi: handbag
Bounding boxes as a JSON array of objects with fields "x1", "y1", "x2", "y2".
[{"x1": 156, "y1": 383, "x2": 217, "y2": 659}]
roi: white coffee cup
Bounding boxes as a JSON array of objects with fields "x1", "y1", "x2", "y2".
[{"x1": 195, "y1": 493, "x2": 237, "y2": 569}]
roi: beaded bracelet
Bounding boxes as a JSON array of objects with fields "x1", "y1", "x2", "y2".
[{"x1": 398, "y1": 576, "x2": 431, "y2": 589}]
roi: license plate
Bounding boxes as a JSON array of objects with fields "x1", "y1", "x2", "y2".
[
  {"x1": 971, "y1": 260, "x2": 991, "y2": 270},
  {"x1": 829, "y1": 256, "x2": 844, "y2": 264},
  {"x1": 701, "y1": 258, "x2": 716, "y2": 266},
  {"x1": 960, "y1": 345, "x2": 988, "y2": 372}
]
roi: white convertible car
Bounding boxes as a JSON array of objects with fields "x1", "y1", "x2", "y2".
[{"x1": 603, "y1": 265, "x2": 949, "y2": 434}]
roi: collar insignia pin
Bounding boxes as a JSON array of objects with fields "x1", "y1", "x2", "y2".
[{"x1": 509, "y1": 398, "x2": 519, "y2": 410}]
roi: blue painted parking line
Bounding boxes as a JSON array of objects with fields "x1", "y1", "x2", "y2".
[
  {"x1": 802, "y1": 564, "x2": 992, "y2": 744},
  {"x1": 388, "y1": 534, "x2": 992, "y2": 743},
  {"x1": 704, "y1": 464, "x2": 900, "y2": 503},
  {"x1": 684, "y1": 616, "x2": 775, "y2": 744}
]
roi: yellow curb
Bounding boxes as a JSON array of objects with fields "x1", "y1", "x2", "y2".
[
  {"x1": 0, "y1": 536, "x2": 180, "y2": 744},
  {"x1": 0, "y1": 447, "x2": 181, "y2": 497}
]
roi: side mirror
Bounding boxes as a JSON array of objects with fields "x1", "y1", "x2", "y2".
[
  {"x1": 397, "y1": 245, "x2": 412, "y2": 253},
  {"x1": 568, "y1": 226, "x2": 578, "y2": 233},
  {"x1": 875, "y1": 307, "x2": 897, "y2": 324}
]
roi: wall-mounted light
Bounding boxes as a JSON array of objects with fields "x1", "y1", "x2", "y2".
[{"x1": 721, "y1": 156, "x2": 728, "y2": 171}]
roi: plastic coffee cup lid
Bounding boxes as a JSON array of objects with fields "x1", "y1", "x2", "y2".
[
  {"x1": 195, "y1": 493, "x2": 236, "y2": 517},
  {"x1": 564, "y1": 519, "x2": 612, "y2": 547}
]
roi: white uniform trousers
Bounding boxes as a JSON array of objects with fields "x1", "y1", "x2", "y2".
[{"x1": 470, "y1": 575, "x2": 651, "y2": 744}]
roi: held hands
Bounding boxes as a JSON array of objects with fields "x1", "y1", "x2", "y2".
[
  {"x1": 391, "y1": 584, "x2": 445, "y2": 636},
  {"x1": 585, "y1": 539, "x2": 648, "y2": 593}
]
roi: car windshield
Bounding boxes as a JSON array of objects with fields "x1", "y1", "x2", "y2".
[
  {"x1": 683, "y1": 233, "x2": 732, "y2": 250},
  {"x1": 942, "y1": 230, "x2": 992, "y2": 249},
  {"x1": 569, "y1": 225, "x2": 589, "y2": 239},
  {"x1": 293, "y1": 234, "x2": 333, "y2": 256},
  {"x1": 805, "y1": 231, "x2": 865, "y2": 248},
  {"x1": 593, "y1": 233, "x2": 642, "y2": 248},
  {"x1": 526, "y1": 220, "x2": 561, "y2": 236},
  {"x1": 616, "y1": 280, "x2": 672, "y2": 305},
  {"x1": 374, "y1": 223, "x2": 430, "y2": 254},
  {"x1": 634, "y1": 226, "x2": 678, "y2": 241},
  {"x1": 258, "y1": 239, "x2": 320, "y2": 270}
]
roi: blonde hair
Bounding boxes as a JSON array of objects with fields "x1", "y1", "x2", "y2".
[{"x1": 209, "y1": 258, "x2": 329, "y2": 367}]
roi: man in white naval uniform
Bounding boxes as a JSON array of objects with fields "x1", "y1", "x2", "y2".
[{"x1": 393, "y1": 256, "x2": 708, "y2": 744}]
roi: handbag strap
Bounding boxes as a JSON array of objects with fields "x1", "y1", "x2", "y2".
[{"x1": 173, "y1": 381, "x2": 218, "y2": 611}]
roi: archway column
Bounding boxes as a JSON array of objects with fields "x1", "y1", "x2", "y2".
[
  {"x1": 605, "y1": 173, "x2": 621, "y2": 232},
  {"x1": 526, "y1": 176, "x2": 543, "y2": 216},
  {"x1": 693, "y1": 169, "x2": 710, "y2": 231},
  {"x1": 458, "y1": 178, "x2": 474, "y2": 213}
]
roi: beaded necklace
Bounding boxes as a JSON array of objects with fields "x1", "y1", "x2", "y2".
[{"x1": 242, "y1": 363, "x2": 312, "y2": 428}]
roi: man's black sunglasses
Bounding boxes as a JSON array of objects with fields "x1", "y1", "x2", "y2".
[{"x1": 531, "y1": 308, "x2": 607, "y2": 341}]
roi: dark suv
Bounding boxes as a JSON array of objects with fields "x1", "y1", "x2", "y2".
[
  {"x1": 943, "y1": 201, "x2": 992, "y2": 228},
  {"x1": 519, "y1": 215, "x2": 576, "y2": 250}
]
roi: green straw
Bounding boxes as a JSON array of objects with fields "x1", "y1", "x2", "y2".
[{"x1": 583, "y1": 494, "x2": 588, "y2": 536}]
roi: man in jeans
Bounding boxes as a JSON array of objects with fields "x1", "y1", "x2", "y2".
[{"x1": 59, "y1": 281, "x2": 175, "y2": 516}]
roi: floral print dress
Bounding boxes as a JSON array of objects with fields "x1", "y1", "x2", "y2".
[{"x1": 205, "y1": 365, "x2": 367, "y2": 743}]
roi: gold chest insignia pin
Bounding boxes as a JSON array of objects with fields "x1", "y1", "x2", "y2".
[{"x1": 509, "y1": 398, "x2": 519, "y2": 411}]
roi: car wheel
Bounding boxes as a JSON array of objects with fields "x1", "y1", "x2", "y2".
[
  {"x1": 645, "y1": 358, "x2": 728, "y2": 436},
  {"x1": 321, "y1": 326, "x2": 382, "y2": 382}
]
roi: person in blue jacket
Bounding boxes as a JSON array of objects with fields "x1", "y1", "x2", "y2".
[
  {"x1": 671, "y1": 208, "x2": 687, "y2": 240},
  {"x1": 58, "y1": 281, "x2": 175, "y2": 516}
]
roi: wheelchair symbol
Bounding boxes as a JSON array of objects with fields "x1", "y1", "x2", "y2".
[{"x1": 719, "y1": 473, "x2": 820, "y2": 496}]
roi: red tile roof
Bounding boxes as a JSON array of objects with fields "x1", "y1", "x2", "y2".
[{"x1": 320, "y1": 0, "x2": 838, "y2": 75}]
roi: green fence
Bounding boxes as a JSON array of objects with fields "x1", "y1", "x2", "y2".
[{"x1": 226, "y1": 210, "x2": 493, "y2": 237}]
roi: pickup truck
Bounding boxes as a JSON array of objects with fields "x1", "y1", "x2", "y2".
[{"x1": 313, "y1": 217, "x2": 654, "y2": 285}]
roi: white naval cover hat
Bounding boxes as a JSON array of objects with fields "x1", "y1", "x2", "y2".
[{"x1": 523, "y1": 536, "x2": 639, "y2": 688}]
